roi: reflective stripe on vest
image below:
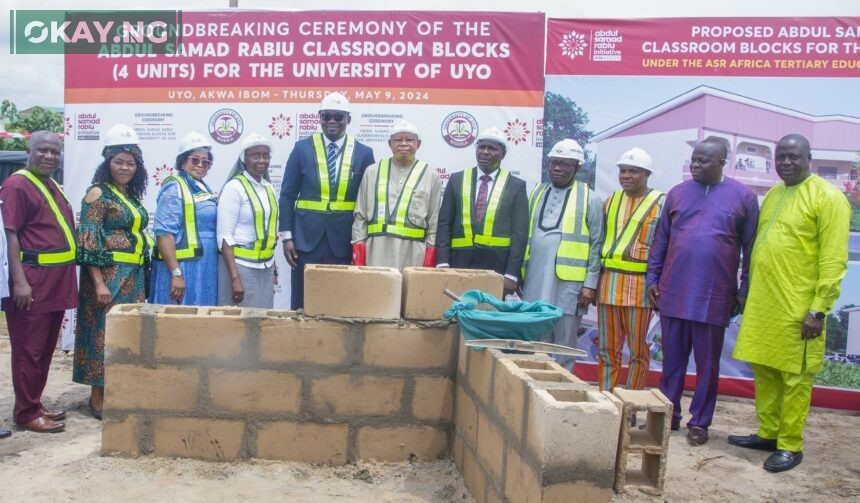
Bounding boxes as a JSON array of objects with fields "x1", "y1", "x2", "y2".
[
  {"x1": 13, "y1": 169, "x2": 76, "y2": 266},
  {"x1": 232, "y1": 174, "x2": 279, "y2": 262},
  {"x1": 296, "y1": 133, "x2": 357, "y2": 213},
  {"x1": 600, "y1": 189, "x2": 664, "y2": 274},
  {"x1": 523, "y1": 181, "x2": 590, "y2": 281},
  {"x1": 156, "y1": 175, "x2": 202, "y2": 261},
  {"x1": 367, "y1": 158, "x2": 428, "y2": 240},
  {"x1": 451, "y1": 169, "x2": 511, "y2": 248},
  {"x1": 106, "y1": 184, "x2": 149, "y2": 265}
]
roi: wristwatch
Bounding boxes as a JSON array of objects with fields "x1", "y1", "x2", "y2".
[
  {"x1": 171, "y1": 267, "x2": 183, "y2": 278},
  {"x1": 809, "y1": 310, "x2": 825, "y2": 320}
]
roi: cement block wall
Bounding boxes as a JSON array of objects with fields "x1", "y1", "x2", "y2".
[
  {"x1": 102, "y1": 304, "x2": 458, "y2": 464},
  {"x1": 454, "y1": 336, "x2": 623, "y2": 503}
]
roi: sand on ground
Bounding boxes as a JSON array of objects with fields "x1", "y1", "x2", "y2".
[{"x1": 1, "y1": 324, "x2": 858, "y2": 502}]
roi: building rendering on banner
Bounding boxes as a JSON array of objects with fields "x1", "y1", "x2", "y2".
[{"x1": 593, "y1": 86, "x2": 860, "y2": 197}]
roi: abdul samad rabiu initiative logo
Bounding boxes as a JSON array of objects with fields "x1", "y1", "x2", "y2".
[{"x1": 559, "y1": 30, "x2": 588, "y2": 60}]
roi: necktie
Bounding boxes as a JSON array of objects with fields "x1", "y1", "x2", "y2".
[
  {"x1": 326, "y1": 142, "x2": 338, "y2": 190},
  {"x1": 474, "y1": 174, "x2": 491, "y2": 222}
]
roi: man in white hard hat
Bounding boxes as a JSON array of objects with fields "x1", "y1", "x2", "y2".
[
  {"x1": 521, "y1": 139, "x2": 604, "y2": 370},
  {"x1": 646, "y1": 136, "x2": 758, "y2": 446},
  {"x1": 436, "y1": 127, "x2": 528, "y2": 295},
  {"x1": 596, "y1": 148, "x2": 665, "y2": 401},
  {"x1": 278, "y1": 92, "x2": 375, "y2": 309},
  {"x1": 352, "y1": 120, "x2": 442, "y2": 270},
  {"x1": 0, "y1": 131, "x2": 75, "y2": 433}
]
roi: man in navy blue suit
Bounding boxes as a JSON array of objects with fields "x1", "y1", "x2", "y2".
[{"x1": 279, "y1": 93, "x2": 376, "y2": 309}]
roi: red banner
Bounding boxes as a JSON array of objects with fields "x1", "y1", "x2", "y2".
[{"x1": 547, "y1": 17, "x2": 860, "y2": 77}]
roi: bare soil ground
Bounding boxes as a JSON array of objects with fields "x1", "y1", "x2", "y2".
[{"x1": 1, "y1": 322, "x2": 858, "y2": 502}]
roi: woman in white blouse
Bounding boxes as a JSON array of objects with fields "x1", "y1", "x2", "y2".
[{"x1": 216, "y1": 133, "x2": 278, "y2": 308}]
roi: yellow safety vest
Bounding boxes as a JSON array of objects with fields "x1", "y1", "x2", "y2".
[
  {"x1": 154, "y1": 175, "x2": 203, "y2": 261},
  {"x1": 523, "y1": 181, "x2": 590, "y2": 281},
  {"x1": 105, "y1": 184, "x2": 152, "y2": 265},
  {"x1": 367, "y1": 158, "x2": 429, "y2": 240},
  {"x1": 12, "y1": 169, "x2": 76, "y2": 266},
  {"x1": 296, "y1": 133, "x2": 357, "y2": 213},
  {"x1": 231, "y1": 174, "x2": 278, "y2": 262},
  {"x1": 451, "y1": 169, "x2": 511, "y2": 248},
  {"x1": 600, "y1": 189, "x2": 664, "y2": 274}
]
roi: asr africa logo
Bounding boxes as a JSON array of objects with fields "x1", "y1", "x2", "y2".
[
  {"x1": 559, "y1": 30, "x2": 588, "y2": 60},
  {"x1": 441, "y1": 111, "x2": 478, "y2": 148},
  {"x1": 208, "y1": 108, "x2": 244, "y2": 145}
]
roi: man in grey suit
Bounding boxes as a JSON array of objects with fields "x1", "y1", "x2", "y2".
[{"x1": 436, "y1": 127, "x2": 528, "y2": 296}]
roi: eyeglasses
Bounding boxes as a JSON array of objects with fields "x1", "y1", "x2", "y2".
[
  {"x1": 390, "y1": 137, "x2": 418, "y2": 144},
  {"x1": 320, "y1": 113, "x2": 347, "y2": 122},
  {"x1": 188, "y1": 156, "x2": 212, "y2": 168},
  {"x1": 550, "y1": 159, "x2": 579, "y2": 169},
  {"x1": 248, "y1": 153, "x2": 271, "y2": 161}
]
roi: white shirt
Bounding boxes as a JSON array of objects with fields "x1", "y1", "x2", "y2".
[
  {"x1": 0, "y1": 200, "x2": 8, "y2": 298},
  {"x1": 217, "y1": 174, "x2": 276, "y2": 268}
]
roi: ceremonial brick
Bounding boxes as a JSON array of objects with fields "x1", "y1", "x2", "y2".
[{"x1": 303, "y1": 264, "x2": 401, "y2": 319}]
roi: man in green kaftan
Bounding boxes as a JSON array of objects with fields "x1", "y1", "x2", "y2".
[{"x1": 729, "y1": 134, "x2": 850, "y2": 473}]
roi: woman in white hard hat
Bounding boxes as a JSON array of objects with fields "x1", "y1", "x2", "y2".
[
  {"x1": 74, "y1": 124, "x2": 150, "y2": 419},
  {"x1": 216, "y1": 133, "x2": 278, "y2": 308},
  {"x1": 150, "y1": 131, "x2": 218, "y2": 306}
]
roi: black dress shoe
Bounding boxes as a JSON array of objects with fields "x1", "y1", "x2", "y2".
[
  {"x1": 728, "y1": 433, "x2": 777, "y2": 451},
  {"x1": 687, "y1": 426, "x2": 709, "y2": 445},
  {"x1": 764, "y1": 450, "x2": 803, "y2": 472},
  {"x1": 0, "y1": 428, "x2": 11, "y2": 439}
]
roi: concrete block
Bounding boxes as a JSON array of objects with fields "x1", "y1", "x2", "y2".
[
  {"x1": 105, "y1": 364, "x2": 199, "y2": 411},
  {"x1": 466, "y1": 346, "x2": 497, "y2": 408},
  {"x1": 504, "y1": 446, "x2": 541, "y2": 503},
  {"x1": 356, "y1": 425, "x2": 448, "y2": 461},
  {"x1": 101, "y1": 414, "x2": 139, "y2": 456},
  {"x1": 362, "y1": 324, "x2": 454, "y2": 369},
  {"x1": 304, "y1": 264, "x2": 402, "y2": 319},
  {"x1": 311, "y1": 374, "x2": 404, "y2": 416},
  {"x1": 256, "y1": 421, "x2": 348, "y2": 465},
  {"x1": 105, "y1": 304, "x2": 143, "y2": 356},
  {"x1": 493, "y1": 359, "x2": 528, "y2": 441},
  {"x1": 209, "y1": 370, "x2": 301, "y2": 414},
  {"x1": 462, "y1": 442, "x2": 487, "y2": 503},
  {"x1": 453, "y1": 430, "x2": 465, "y2": 469},
  {"x1": 455, "y1": 385, "x2": 478, "y2": 446},
  {"x1": 153, "y1": 417, "x2": 244, "y2": 461},
  {"x1": 457, "y1": 334, "x2": 468, "y2": 376},
  {"x1": 525, "y1": 388, "x2": 621, "y2": 490},
  {"x1": 543, "y1": 482, "x2": 612, "y2": 502},
  {"x1": 613, "y1": 388, "x2": 671, "y2": 495},
  {"x1": 154, "y1": 307, "x2": 246, "y2": 360},
  {"x1": 401, "y1": 267, "x2": 503, "y2": 320},
  {"x1": 259, "y1": 317, "x2": 351, "y2": 366},
  {"x1": 412, "y1": 376, "x2": 454, "y2": 421},
  {"x1": 476, "y1": 411, "x2": 505, "y2": 480}
]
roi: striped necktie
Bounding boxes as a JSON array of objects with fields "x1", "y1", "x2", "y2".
[{"x1": 326, "y1": 142, "x2": 338, "y2": 190}]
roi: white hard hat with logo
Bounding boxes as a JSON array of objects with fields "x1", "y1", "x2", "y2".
[
  {"x1": 390, "y1": 120, "x2": 419, "y2": 138},
  {"x1": 239, "y1": 132, "x2": 272, "y2": 160},
  {"x1": 319, "y1": 92, "x2": 351, "y2": 113},
  {"x1": 104, "y1": 124, "x2": 139, "y2": 147},
  {"x1": 549, "y1": 139, "x2": 585, "y2": 163},
  {"x1": 178, "y1": 131, "x2": 212, "y2": 155},
  {"x1": 476, "y1": 127, "x2": 507, "y2": 149},
  {"x1": 616, "y1": 147, "x2": 653, "y2": 173}
]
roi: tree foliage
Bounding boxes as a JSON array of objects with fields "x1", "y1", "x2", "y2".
[
  {"x1": 826, "y1": 304, "x2": 855, "y2": 354},
  {"x1": 542, "y1": 92, "x2": 594, "y2": 185},
  {"x1": 0, "y1": 99, "x2": 63, "y2": 151}
]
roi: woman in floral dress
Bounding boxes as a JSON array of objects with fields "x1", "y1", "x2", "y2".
[{"x1": 73, "y1": 124, "x2": 149, "y2": 420}]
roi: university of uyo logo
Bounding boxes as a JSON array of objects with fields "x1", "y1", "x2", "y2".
[
  {"x1": 208, "y1": 108, "x2": 244, "y2": 144},
  {"x1": 441, "y1": 111, "x2": 478, "y2": 148}
]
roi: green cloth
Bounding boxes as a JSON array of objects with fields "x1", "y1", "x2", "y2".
[
  {"x1": 752, "y1": 363, "x2": 814, "y2": 452},
  {"x1": 444, "y1": 289, "x2": 563, "y2": 341},
  {"x1": 734, "y1": 175, "x2": 850, "y2": 374}
]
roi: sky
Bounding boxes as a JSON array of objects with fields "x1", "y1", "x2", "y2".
[{"x1": 1, "y1": 0, "x2": 858, "y2": 109}]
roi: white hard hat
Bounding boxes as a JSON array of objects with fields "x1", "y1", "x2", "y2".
[
  {"x1": 319, "y1": 92, "x2": 351, "y2": 113},
  {"x1": 476, "y1": 127, "x2": 507, "y2": 149},
  {"x1": 239, "y1": 132, "x2": 272, "y2": 159},
  {"x1": 616, "y1": 147, "x2": 653, "y2": 172},
  {"x1": 104, "y1": 124, "x2": 139, "y2": 147},
  {"x1": 549, "y1": 139, "x2": 585, "y2": 163},
  {"x1": 178, "y1": 131, "x2": 211, "y2": 155},
  {"x1": 390, "y1": 120, "x2": 419, "y2": 139}
]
